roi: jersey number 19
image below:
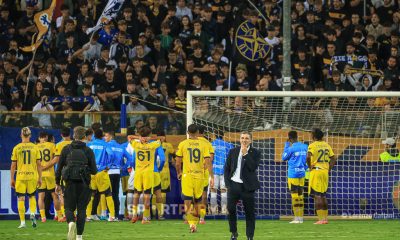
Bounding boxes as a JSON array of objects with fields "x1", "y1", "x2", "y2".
[{"x1": 188, "y1": 148, "x2": 200, "y2": 163}]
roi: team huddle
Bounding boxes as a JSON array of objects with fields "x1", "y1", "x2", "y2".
[
  {"x1": 9, "y1": 123, "x2": 233, "y2": 233},
  {"x1": 10, "y1": 124, "x2": 337, "y2": 237}
]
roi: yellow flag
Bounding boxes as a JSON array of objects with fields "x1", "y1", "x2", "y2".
[{"x1": 20, "y1": 0, "x2": 57, "y2": 52}]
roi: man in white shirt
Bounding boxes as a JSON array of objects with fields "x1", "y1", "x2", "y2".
[
  {"x1": 224, "y1": 132, "x2": 261, "y2": 240},
  {"x1": 56, "y1": 4, "x2": 75, "y2": 31},
  {"x1": 176, "y1": 0, "x2": 193, "y2": 20},
  {"x1": 32, "y1": 96, "x2": 54, "y2": 128}
]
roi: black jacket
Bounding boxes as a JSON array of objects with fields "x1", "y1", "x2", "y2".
[
  {"x1": 224, "y1": 146, "x2": 261, "y2": 191},
  {"x1": 55, "y1": 140, "x2": 97, "y2": 185}
]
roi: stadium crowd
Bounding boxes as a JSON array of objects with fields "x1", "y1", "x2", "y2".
[{"x1": 1, "y1": 0, "x2": 400, "y2": 133}]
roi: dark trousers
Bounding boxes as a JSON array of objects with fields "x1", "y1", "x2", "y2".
[
  {"x1": 109, "y1": 174, "x2": 120, "y2": 218},
  {"x1": 227, "y1": 182, "x2": 256, "y2": 238},
  {"x1": 64, "y1": 181, "x2": 91, "y2": 235}
]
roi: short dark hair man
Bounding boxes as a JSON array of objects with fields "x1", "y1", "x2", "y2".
[
  {"x1": 224, "y1": 131, "x2": 261, "y2": 240},
  {"x1": 55, "y1": 126, "x2": 97, "y2": 240}
]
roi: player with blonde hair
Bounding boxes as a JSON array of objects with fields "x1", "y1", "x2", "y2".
[{"x1": 10, "y1": 127, "x2": 42, "y2": 228}]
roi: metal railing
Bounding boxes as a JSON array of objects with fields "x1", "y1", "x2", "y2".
[{"x1": 0, "y1": 111, "x2": 187, "y2": 135}]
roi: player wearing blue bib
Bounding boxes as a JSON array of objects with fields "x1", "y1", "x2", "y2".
[
  {"x1": 120, "y1": 141, "x2": 134, "y2": 219},
  {"x1": 151, "y1": 140, "x2": 166, "y2": 219},
  {"x1": 86, "y1": 129, "x2": 116, "y2": 221},
  {"x1": 210, "y1": 131, "x2": 233, "y2": 215},
  {"x1": 105, "y1": 131, "x2": 133, "y2": 220},
  {"x1": 282, "y1": 131, "x2": 308, "y2": 224}
]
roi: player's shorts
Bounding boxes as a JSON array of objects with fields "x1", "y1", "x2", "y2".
[
  {"x1": 16, "y1": 180, "x2": 37, "y2": 196},
  {"x1": 90, "y1": 171, "x2": 112, "y2": 193},
  {"x1": 38, "y1": 176, "x2": 56, "y2": 192},
  {"x1": 160, "y1": 170, "x2": 171, "y2": 193},
  {"x1": 153, "y1": 172, "x2": 161, "y2": 191},
  {"x1": 308, "y1": 168, "x2": 329, "y2": 196},
  {"x1": 121, "y1": 176, "x2": 129, "y2": 194},
  {"x1": 203, "y1": 170, "x2": 209, "y2": 190},
  {"x1": 182, "y1": 173, "x2": 203, "y2": 202},
  {"x1": 288, "y1": 177, "x2": 305, "y2": 192},
  {"x1": 213, "y1": 175, "x2": 226, "y2": 190},
  {"x1": 134, "y1": 168, "x2": 154, "y2": 194}
]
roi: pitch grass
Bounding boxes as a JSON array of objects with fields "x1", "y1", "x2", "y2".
[{"x1": 0, "y1": 219, "x2": 399, "y2": 240}]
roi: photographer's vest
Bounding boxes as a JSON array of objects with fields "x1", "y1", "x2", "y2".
[
  {"x1": 61, "y1": 145, "x2": 91, "y2": 184},
  {"x1": 380, "y1": 151, "x2": 400, "y2": 162}
]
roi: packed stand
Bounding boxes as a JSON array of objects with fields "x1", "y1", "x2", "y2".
[{"x1": 0, "y1": 0, "x2": 400, "y2": 132}]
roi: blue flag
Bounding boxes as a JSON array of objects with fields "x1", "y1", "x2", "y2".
[{"x1": 235, "y1": 20, "x2": 270, "y2": 62}]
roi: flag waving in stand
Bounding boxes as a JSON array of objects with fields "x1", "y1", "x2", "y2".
[
  {"x1": 20, "y1": 0, "x2": 57, "y2": 52},
  {"x1": 20, "y1": 0, "x2": 57, "y2": 102},
  {"x1": 235, "y1": 20, "x2": 270, "y2": 63},
  {"x1": 86, "y1": 0, "x2": 125, "y2": 35}
]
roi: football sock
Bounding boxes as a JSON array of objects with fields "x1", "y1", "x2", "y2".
[
  {"x1": 186, "y1": 213, "x2": 199, "y2": 226},
  {"x1": 143, "y1": 208, "x2": 150, "y2": 220},
  {"x1": 61, "y1": 205, "x2": 65, "y2": 217},
  {"x1": 40, "y1": 209, "x2": 46, "y2": 219},
  {"x1": 210, "y1": 192, "x2": 217, "y2": 213},
  {"x1": 106, "y1": 196, "x2": 115, "y2": 218},
  {"x1": 56, "y1": 210, "x2": 62, "y2": 218},
  {"x1": 200, "y1": 208, "x2": 206, "y2": 219},
  {"x1": 18, "y1": 200, "x2": 25, "y2": 223},
  {"x1": 29, "y1": 196, "x2": 37, "y2": 214},
  {"x1": 127, "y1": 193, "x2": 133, "y2": 216},
  {"x1": 86, "y1": 197, "x2": 94, "y2": 217},
  {"x1": 291, "y1": 193, "x2": 300, "y2": 218},
  {"x1": 100, "y1": 195, "x2": 107, "y2": 216},
  {"x1": 221, "y1": 192, "x2": 228, "y2": 211},
  {"x1": 132, "y1": 205, "x2": 138, "y2": 217},
  {"x1": 298, "y1": 195, "x2": 304, "y2": 218},
  {"x1": 316, "y1": 210, "x2": 324, "y2": 221},
  {"x1": 151, "y1": 196, "x2": 157, "y2": 216},
  {"x1": 322, "y1": 209, "x2": 328, "y2": 220},
  {"x1": 157, "y1": 203, "x2": 163, "y2": 217}
]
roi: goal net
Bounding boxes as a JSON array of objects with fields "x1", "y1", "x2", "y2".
[{"x1": 187, "y1": 91, "x2": 400, "y2": 219}]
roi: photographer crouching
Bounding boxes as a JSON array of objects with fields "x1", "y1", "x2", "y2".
[{"x1": 55, "y1": 126, "x2": 97, "y2": 240}]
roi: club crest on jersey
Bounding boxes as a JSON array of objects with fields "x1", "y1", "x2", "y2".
[{"x1": 235, "y1": 20, "x2": 270, "y2": 61}]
